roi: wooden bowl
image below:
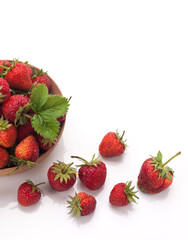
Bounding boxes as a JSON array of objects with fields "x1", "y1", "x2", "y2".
[{"x1": 0, "y1": 62, "x2": 65, "y2": 176}]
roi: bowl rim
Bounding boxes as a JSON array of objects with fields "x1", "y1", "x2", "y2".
[{"x1": 0, "y1": 61, "x2": 65, "y2": 176}]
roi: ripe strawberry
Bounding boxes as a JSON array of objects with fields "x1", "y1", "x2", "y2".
[
  {"x1": 17, "y1": 119, "x2": 35, "y2": 142},
  {"x1": 0, "y1": 117, "x2": 17, "y2": 148},
  {"x1": 2, "y1": 95, "x2": 29, "y2": 123},
  {"x1": 3, "y1": 61, "x2": 32, "y2": 90},
  {"x1": 32, "y1": 69, "x2": 50, "y2": 91},
  {"x1": 71, "y1": 154, "x2": 107, "y2": 190},
  {"x1": 99, "y1": 130, "x2": 127, "y2": 157},
  {"x1": 109, "y1": 181, "x2": 139, "y2": 206},
  {"x1": 137, "y1": 151, "x2": 181, "y2": 193},
  {"x1": 17, "y1": 179, "x2": 45, "y2": 207},
  {"x1": 0, "y1": 146, "x2": 9, "y2": 168},
  {"x1": 48, "y1": 161, "x2": 77, "y2": 191},
  {"x1": 15, "y1": 135, "x2": 39, "y2": 162},
  {"x1": 67, "y1": 192, "x2": 96, "y2": 217},
  {"x1": 0, "y1": 78, "x2": 11, "y2": 104},
  {"x1": 36, "y1": 134, "x2": 55, "y2": 150}
]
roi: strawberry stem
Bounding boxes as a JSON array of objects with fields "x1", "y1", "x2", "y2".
[
  {"x1": 120, "y1": 131, "x2": 125, "y2": 140},
  {"x1": 35, "y1": 182, "x2": 46, "y2": 187},
  {"x1": 0, "y1": 65, "x2": 9, "y2": 70},
  {"x1": 162, "y1": 151, "x2": 181, "y2": 167},
  {"x1": 71, "y1": 156, "x2": 88, "y2": 164},
  {"x1": 23, "y1": 113, "x2": 32, "y2": 119},
  {"x1": 62, "y1": 162, "x2": 73, "y2": 174}
]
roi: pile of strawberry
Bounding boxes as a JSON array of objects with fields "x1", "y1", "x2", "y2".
[
  {"x1": 0, "y1": 59, "x2": 69, "y2": 172},
  {"x1": 15, "y1": 129, "x2": 181, "y2": 218}
]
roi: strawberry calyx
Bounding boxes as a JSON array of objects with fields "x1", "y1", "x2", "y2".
[
  {"x1": 71, "y1": 154, "x2": 102, "y2": 167},
  {"x1": 8, "y1": 155, "x2": 37, "y2": 174},
  {"x1": 149, "y1": 151, "x2": 181, "y2": 180},
  {"x1": 14, "y1": 104, "x2": 32, "y2": 127},
  {"x1": 115, "y1": 129, "x2": 127, "y2": 148},
  {"x1": 52, "y1": 161, "x2": 77, "y2": 183},
  {"x1": 67, "y1": 192, "x2": 82, "y2": 218},
  {"x1": 0, "y1": 116, "x2": 11, "y2": 130},
  {"x1": 0, "y1": 64, "x2": 10, "y2": 77},
  {"x1": 0, "y1": 60, "x2": 9, "y2": 71},
  {"x1": 26, "y1": 179, "x2": 45, "y2": 195},
  {"x1": 124, "y1": 181, "x2": 139, "y2": 204},
  {"x1": 32, "y1": 69, "x2": 48, "y2": 79}
]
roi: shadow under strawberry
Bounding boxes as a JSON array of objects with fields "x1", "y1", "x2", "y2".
[
  {"x1": 138, "y1": 186, "x2": 171, "y2": 202},
  {"x1": 109, "y1": 200, "x2": 137, "y2": 216}
]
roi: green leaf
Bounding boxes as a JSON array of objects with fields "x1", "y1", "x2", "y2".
[
  {"x1": 40, "y1": 95, "x2": 69, "y2": 118},
  {"x1": 29, "y1": 84, "x2": 48, "y2": 112},
  {"x1": 31, "y1": 112, "x2": 60, "y2": 140}
]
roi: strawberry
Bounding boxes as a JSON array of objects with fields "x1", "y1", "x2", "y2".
[
  {"x1": 2, "y1": 95, "x2": 29, "y2": 123},
  {"x1": 99, "y1": 130, "x2": 127, "y2": 157},
  {"x1": 48, "y1": 161, "x2": 77, "y2": 191},
  {"x1": 17, "y1": 119, "x2": 35, "y2": 142},
  {"x1": 109, "y1": 181, "x2": 139, "y2": 206},
  {"x1": 0, "y1": 146, "x2": 9, "y2": 168},
  {"x1": 32, "y1": 69, "x2": 50, "y2": 91},
  {"x1": 71, "y1": 154, "x2": 107, "y2": 190},
  {"x1": 3, "y1": 61, "x2": 32, "y2": 90},
  {"x1": 17, "y1": 179, "x2": 45, "y2": 207},
  {"x1": 15, "y1": 135, "x2": 39, "y2": 162},
  {"x1": 137, "y1": 151, "x2": 181, "y2": 193},
  {"x1": 67, "y1": 192, "x2": 96, "y2": 217},
  {"x1": 0, "y1": 78, "x2": 11, "y2": 104},
  {"x1": 36, "y1": 134, "x2": 55, "y2": 150},
  {"x1": 0, "y1": 117, "x2": 17, "y2": 148}
]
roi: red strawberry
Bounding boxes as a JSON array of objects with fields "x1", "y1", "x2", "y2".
[
  {"x1": 48, "y1": 161, "x2": 77, "y2": 191},
  {"x1": 0, "y1": 146, "x2": 9, "y2": 168},
  {"x1": 71, "y1": 154, "x2": 107, "y2": 190},
  {"x1": 0, "y1": 78, "x2": 11, "y2": 104},
  {"x1": 137, "y1": 151, "x2": 181, "y2": 193},
  {"x1": 67, "y1": 192, "x2": 96, "y2": 217},
  {"x1": 4, "y1": 61, "x2": 32, "y2": 90},
  {"x1": 36, "y1": 134, "x2": 55, "y2": 150},
  {"x1": 17, "y1": 179, "x2": 45, "y2": 207},
  {"x1": 99, "y1": 130, "x2": 127, "y2": 157},
  {"x1": 109, "y1": 181, "x2": 139, "y2": 206},
  {"x1": 17, "y1": 119, "x2": 35, "y2": 142},
  {"x1": 2, "y1": 95, "x2": 29, "y2": 123},
  {"x1": 32, "y1": 69, "x2": 50, "y2": 91},
  {"x1": 15, "y1": 135, "x2": 39, "y2": 162},
  {"x1": 0, "y1": 117, "x2": 17, "y2": 148}
]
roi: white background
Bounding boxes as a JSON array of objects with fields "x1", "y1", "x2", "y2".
[{"x1": 1, "y1": 1, "x2": 188, "y2": 239}]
